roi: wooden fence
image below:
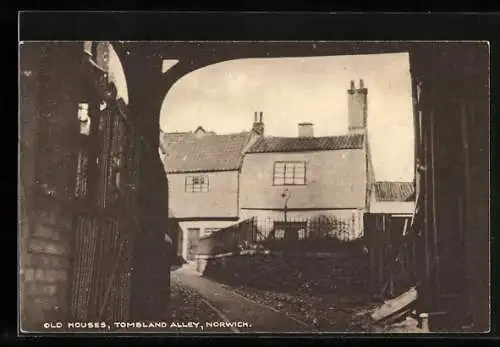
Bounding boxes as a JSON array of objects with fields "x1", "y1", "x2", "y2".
[{"x1": 364, "y1": 213, "x2": 418, "y2": 299}]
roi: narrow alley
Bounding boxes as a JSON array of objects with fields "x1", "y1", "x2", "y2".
[{"x1": 169, "y1": 266, "x2": 317, "y2": 333}]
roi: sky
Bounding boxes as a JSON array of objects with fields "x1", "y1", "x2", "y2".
[
  {"x1": 107, "y1": 44, "x2": 129, "y2": 104},
  {"x1": 159, "y1": 52, "x2": 415, "y2": 182}
]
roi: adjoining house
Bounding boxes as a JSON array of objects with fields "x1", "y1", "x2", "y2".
[
  {"x1": 162, "y1": 79, "x2": 415, "y2": 256},
  {"x1": 369, "y1": 181, "x2": 415, "y2": 217},
  {"x1": 160, "y1": 112, "x2": 264, "y2": 261},
  {"x1": 239, "y1": 80, "x2": 415, "y2": 240}
]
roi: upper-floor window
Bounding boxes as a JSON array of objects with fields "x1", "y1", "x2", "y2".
[
  {"x1": 273, "y1": 161, "x2": 306, "y2": 186},
  {"x1": 185, "y1": 175, "x2": 209, "y2": 193}
]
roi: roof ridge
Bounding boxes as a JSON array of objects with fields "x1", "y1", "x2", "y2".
[
  {"x1": 164, "y1": 131, "x2": 192, "y2": 135},
  {"x1": 375, "y1": 180, "x2": 414, "y2": 184},
  {"x1": 262, "y1": 133, "x2": 362, "y2": 139},
  {"x1": 247, "y1": 133, "x2": 364, "y2": 154}
]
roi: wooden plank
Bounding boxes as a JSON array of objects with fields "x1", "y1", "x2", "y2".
[
  {"x1": 429, "y1": 112, "x2": 442, "y2": 312},
  {"x1": 371, "y1": 286, "x2": 418, "y2": 323},
  {"x1": 377, "y1": 216, "x2": 384, "y2": 291},
  {"x1": 367, "y1": 216, "x2": 377, "y2": 292}
]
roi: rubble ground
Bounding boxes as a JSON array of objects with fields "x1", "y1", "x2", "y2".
[{"x1": 230, "y1": 283, "x2": 381, "y2": 332}]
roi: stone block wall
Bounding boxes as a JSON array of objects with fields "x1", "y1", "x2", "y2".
[
  {"x1": 20, "y1": 200, "x2": 74, "y2": 331},
  {"x1": 19, "y1": 42, "x2": 83, "y2": 331}
]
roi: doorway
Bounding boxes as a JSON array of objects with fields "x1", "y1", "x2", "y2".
[{"x1": 187, "y1": 228, "x2": 201, "y2": 261}]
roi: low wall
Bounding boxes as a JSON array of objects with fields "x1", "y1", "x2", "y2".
[{"x1": 196, "y1": 249, "x2": 370, "y2": 295}]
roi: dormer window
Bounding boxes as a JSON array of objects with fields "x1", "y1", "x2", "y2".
[{"x1": 193, "y1": 126, "x2": 207, "y2": 138}]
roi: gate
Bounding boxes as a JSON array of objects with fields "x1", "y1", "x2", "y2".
[
  {"x1": 71, "y1": 213, "x2": 133, "y2": 321},
  {"x1": 69, "y1": 52, "x2": 140, "y2": 322}
]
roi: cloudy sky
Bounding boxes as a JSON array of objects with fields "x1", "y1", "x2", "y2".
[{"x1": 159, "y1": 52, "x2": 415, "y2": 182}]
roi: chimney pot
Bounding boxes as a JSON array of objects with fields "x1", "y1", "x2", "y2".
[
  {"x1": 348, "y1": 79, "x2": 368, "y2": 133},
  {"x1": 298, "y1": 122, "x2": 314, "y2": 137},
  {"x1": 254, "y1": 111, "x2": 258, "y2": 122},
  {"x1": 350, "y1": 80, "x2": 355, "y2": 90},
  {"x1": 259, "y1": 111, "x2": 263, "y2": 123},
  {"x1": 252, "y1": 111, "x2": 264, "y2": 135}
]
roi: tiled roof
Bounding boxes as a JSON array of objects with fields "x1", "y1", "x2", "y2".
[
  {"x1": 373, "y1": 181, "x2": 415, "y2": 202},
  {"x1": 160, "y1": 131, "x2": 253, "y2": 173},
  {"x1": 246, "y1": 133, "x2": 364, "y2": 153}
]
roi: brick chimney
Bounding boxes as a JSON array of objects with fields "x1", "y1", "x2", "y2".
[
  {"x1": 252, "y1": 111, "x2": 264, "y2": 135},
  {"x1": 347, "y1": 79, "x2": 368, "y2": 133},
  {"x1": 298, "y1": 122, "x2": 314, "y2": 137}
]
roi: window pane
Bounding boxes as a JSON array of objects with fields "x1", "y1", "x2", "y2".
[
  {"x1": 274, "y1": 177, "x2": 284, "y2": 185},
  {"x1": 293, "y1": 177, "x2": 304, "y2": 185},
  {"x1": 275, "y1": 162, "x2": 285, "y2": 171},
  {"x1": 186, "y1": 175, "x2": 209, "y2": 192},
  {"x1": 294, "y1": 168, "x2": 305, "y2": 178}
]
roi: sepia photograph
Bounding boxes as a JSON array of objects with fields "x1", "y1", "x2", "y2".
[{"x1": 19, "y1": 41, "x2": 490, "y2": 334}]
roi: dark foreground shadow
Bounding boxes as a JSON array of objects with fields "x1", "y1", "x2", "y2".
[{"x1": 200, "y1": 250, "x2": 373, "y2": 298}]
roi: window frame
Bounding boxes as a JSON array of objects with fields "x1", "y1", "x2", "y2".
[
  {"x1": 185, "y1": 174, "x2": 210, "y2": 193},
  {"x1": 272, "y1": 161, "x2": 307, "y2": 186}
]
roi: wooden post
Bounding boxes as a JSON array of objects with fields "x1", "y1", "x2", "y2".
[
  {"x1": 366, "y1": 214, "x2": 376, "y2": 293},
  {"x1": 378, "y1": 215, "x2": 385, "y2": 296},
  {"x1": 387, "y1": 215, "x2": 395, "y2": 297},
  {"x1": 429, "y1": 111, "x2": 441, "y2": 312},
  {"x1": 460, "y1": 102, "x2": 473, "y2": 328},
  {"x1": 421, "y1": 103, "x2": 432, "y2": 314}
]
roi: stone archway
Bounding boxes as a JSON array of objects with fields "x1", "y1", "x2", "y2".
[
  {"x1": 21, "y1": 42, "x2": 489, "y2": 334},
  {"x1": 70, "y1": 41, "x2": 489, "y2": 330}
]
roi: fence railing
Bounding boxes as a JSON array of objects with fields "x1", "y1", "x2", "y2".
[
  {"x1": 254, "y1": 214, "x2": 360, "y2": 242},
  {"x1": 195, "y1": 213, "x2": 363, "y2": 256}
]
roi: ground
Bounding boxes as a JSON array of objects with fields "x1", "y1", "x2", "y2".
[
  {"x1": 170, "y1": 264, "x2": 393, "y2": 333},
  {"x1": 166, "y1": 277, "x2": 232, "y2": 332},
  {"x1": 169, "y1": 263, "x2": 426, "y2": 333},
  {"x1": 172, "y1": 267, "x2": 316, "y2": 332},
  {"x1": 230, "y1": 283, "x2": 379, "y2": 332}
]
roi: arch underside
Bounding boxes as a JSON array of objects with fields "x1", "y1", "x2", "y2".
[{"x1": 111, "y1": 41, "x2": 414, "y2": 123}]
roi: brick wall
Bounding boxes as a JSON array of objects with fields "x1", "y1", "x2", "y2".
[
  {"x1": 19, "y1": 42, "x2": 80, "y2": 331},
  {"x1": 20, "y1": 200, "x2": 74, "y2": 331}
]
